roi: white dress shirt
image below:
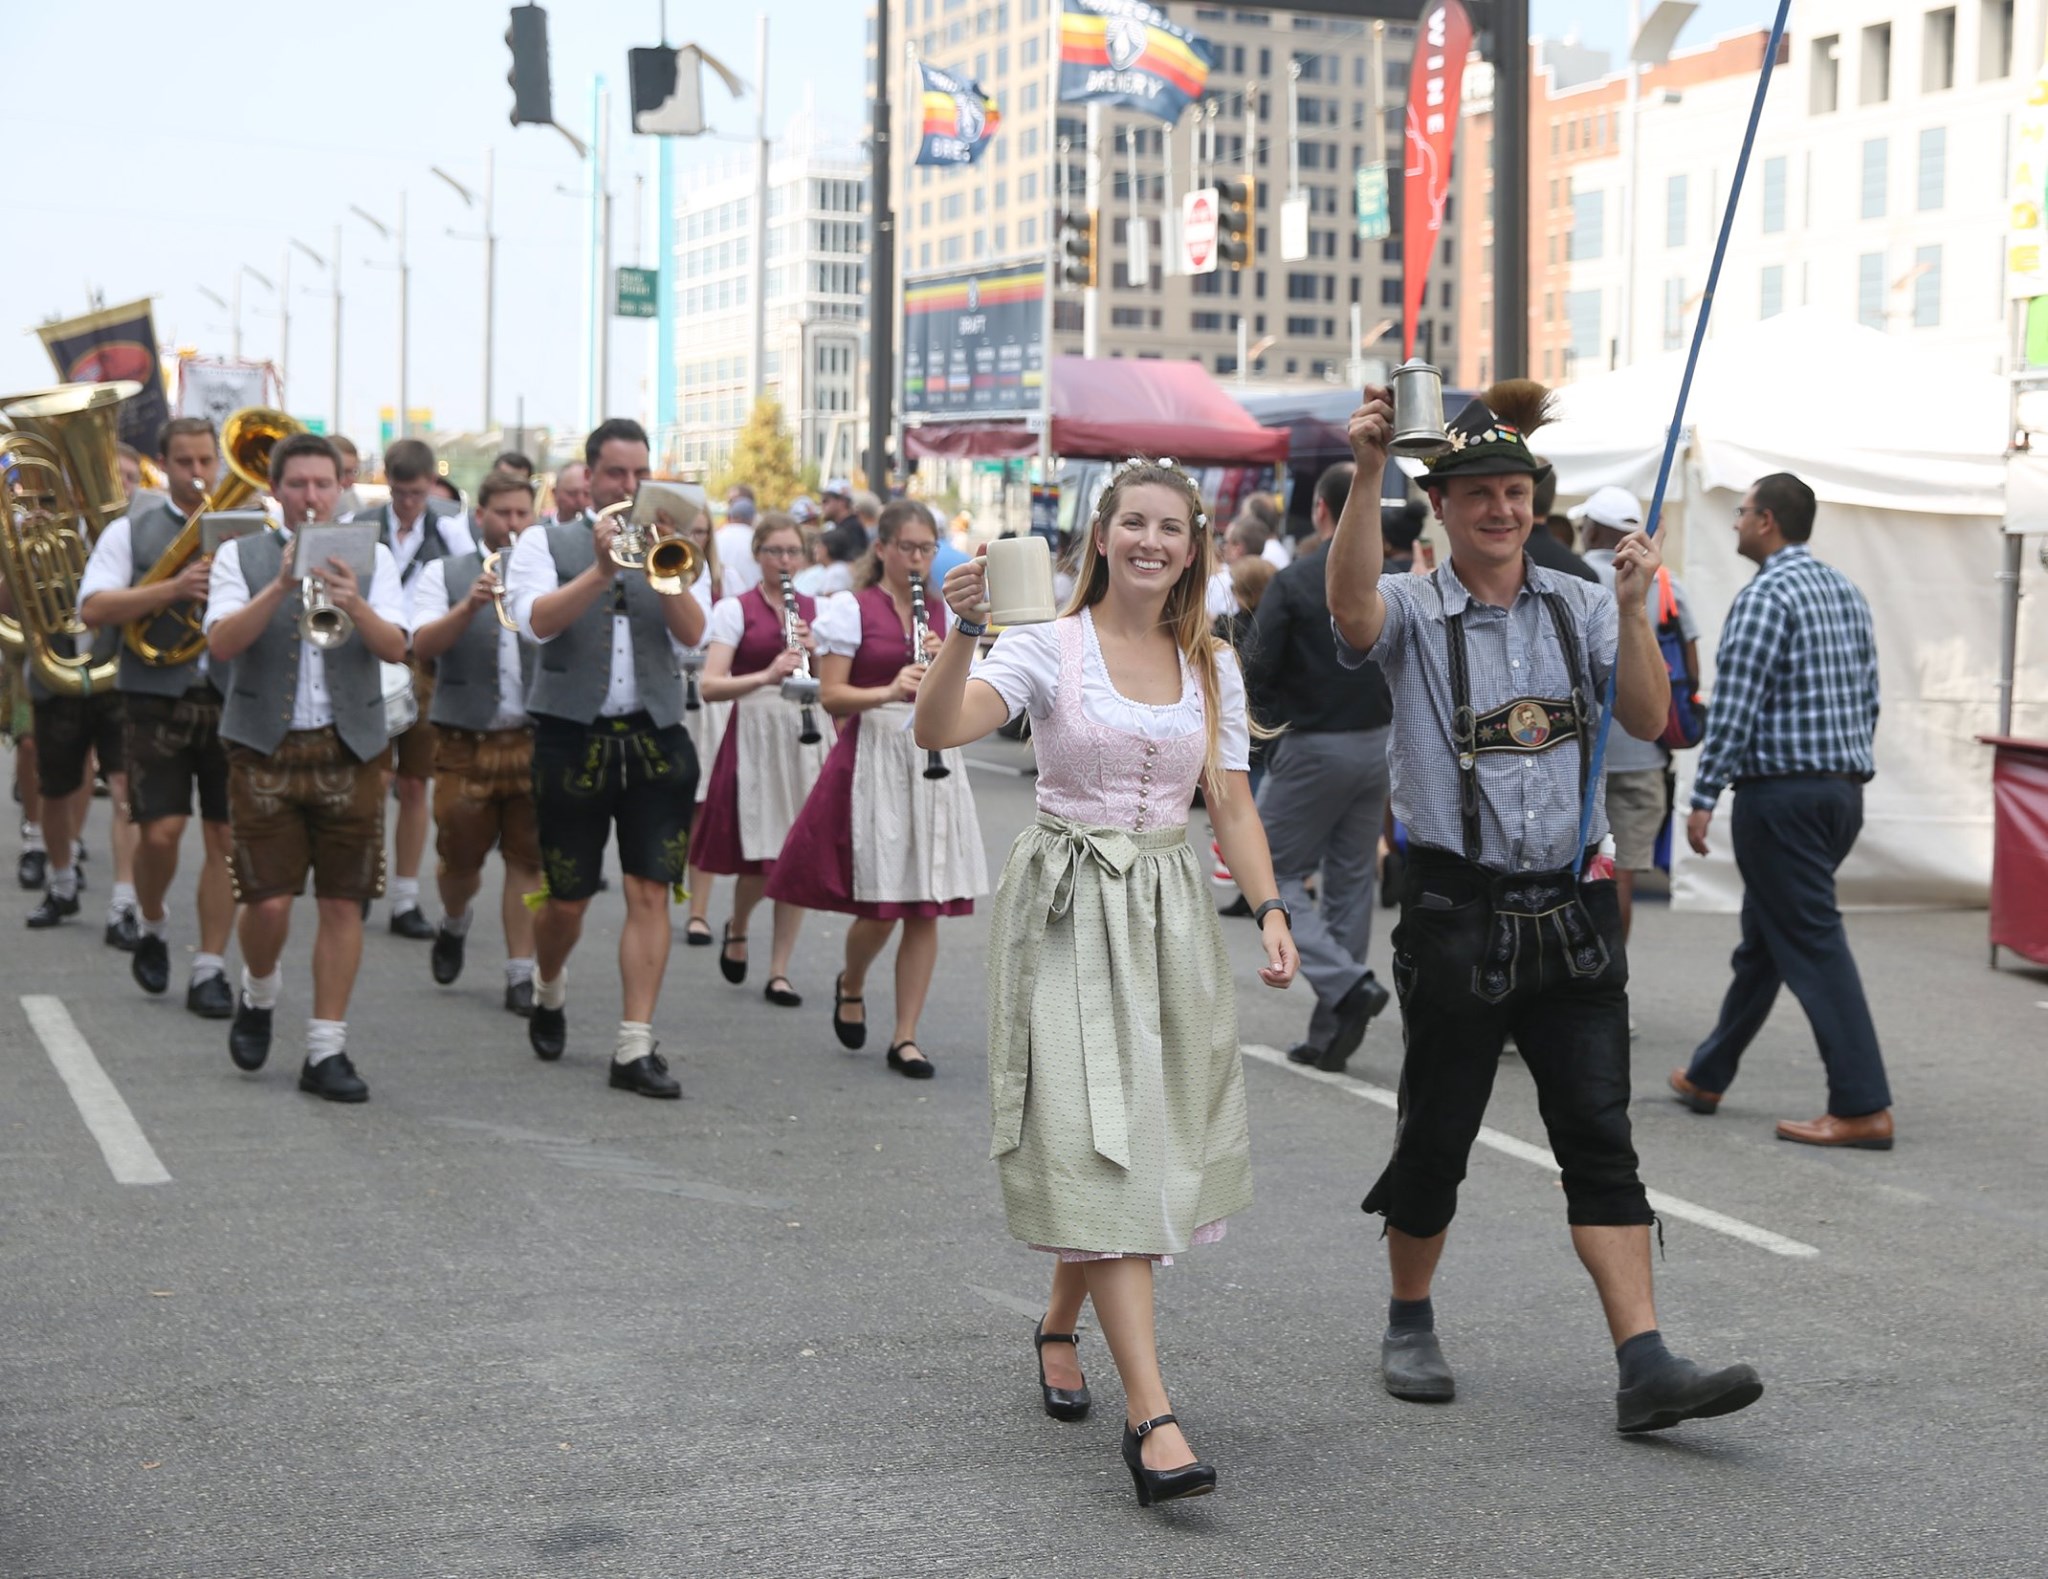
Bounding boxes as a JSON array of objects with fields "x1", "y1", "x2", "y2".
[
  {"x1": 351, "y1": 506, "x2": 475, "y2": 583},
  {"x1": 410, "y1": 554, "x2": 529, "y2": 731},
  {"x1": 82, "y1": 509, "x2": 212, "y2": 679},
  {"x1": 204, "y1": 530, "x2": 407, "y2": 731},
  {"x1": 503, "y1": 519, "x2": 690, "y2": 717}
]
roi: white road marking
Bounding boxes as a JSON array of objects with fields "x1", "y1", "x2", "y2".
[
  {"x1": 1241, "y1": 1042, "x2": 1819, "y2": 1260},
  {"x1": 20, "y1": 996, "x2": 171, "y2": 1187}
]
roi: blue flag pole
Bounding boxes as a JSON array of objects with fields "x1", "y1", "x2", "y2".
[{"x1": 1574, "y1": 0, "x2": 1794, "y2": 871}]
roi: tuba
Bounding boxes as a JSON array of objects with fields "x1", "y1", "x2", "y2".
[
  {"x1": 0, "y1": 429, "x2": 121, "y2": 696},
  {"x1": 0, "y1": 381, "x2": 138, "y2": 540},
  {"x1": 124, "y1": 406, "x2": 302, "y2": 667}
]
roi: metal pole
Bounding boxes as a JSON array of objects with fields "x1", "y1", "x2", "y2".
[
  {"x1": 1369, "y1": 22, "x2": 1385, "y2": 167},
  {"x1": 484, "y1": 147, "x2": 497, "y2": 429},
  {"x1": 1082, "y1": 102, "x2": 1102, "y2": 359},
  {"x1": 1621, "y1": 0, "x2": 1641, "y2": 367},
  {"x1": 2000, "y1": 297, "x2": 2026, "y2": 736},
  {"x1": 866, "y1": 0, "x2": 895, "y2": 494},
  {"x1": 231, "y1": 272, "x2": 243, "y2": 360},
  {"x1": 398, "y1": 190, "x2": 410, "y2": 436},
  {"x1": 1125, "y1": 127, "x2": 1141, "y2": 288},
  {"x1": 279, "y1": 246, "x2": 292, "y2": 404},
  {"x1": 330, "y1": 223, "x2": 343, "y2": 436},
  {"x1": 1236, "y1": 317, "x2": 1248, "y2": 385},
  {"x1": 598, "y1": 84, "x2": 613, "y2": 421},
  {"x1": 1493, "y1": 0, "x2": 1531, "y2": 378},
  {"x1": 1287, "y1": 60, "x2": 1301, "y2": 200},
  {"x1": 656, "y1": 135, "x2": 677, "y2": 461},
  {"x1": 750, "y1": 13, "x2": 770, "y2": 405},
  {"x1": 1160, "y1": 112, "x2": 1177, "y2": 279},
  {"x1": 1037, "y1": 0, "x2": 1058, "y2": 486}
]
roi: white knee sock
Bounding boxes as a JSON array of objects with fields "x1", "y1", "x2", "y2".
[
  {"x1": 306, "y1": 1018, "x2": 347, "y2": 1065},
  {"x1": 191, "y1": 952, "x2": 225, "y2": 984},
  {"x1": 439, "y1": 905, "x2": 472, "y2": 937},
  {"x1": 20, "y1": 821, "x2": 43, "y2": 853},
  {"x1": 390, "y1": 876, "x2": 421, "y2": 912},
  {"x1": 242, "y1": 967, "x2": 281, "y2": 1009},
  {"x1": 535, "y1": 970, "x2": 566, "y2": 1010},
  {"x1": 505, "y1": 957, "x2": 536, "y2": 985},
  {"x1": 613, "y1": 1020, "x2": 654, "y2": 1066},
  {"x1": 48, "y1": 865, "x2": 78, "y2": 901},
  {"x1": 140, "y1": 911, "x2": 170, "y2": 940}
]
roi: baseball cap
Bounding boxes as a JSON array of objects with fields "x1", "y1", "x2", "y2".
[
  {"x1": 822, "y1": 476, "x2": 853, "y2": 498},
  {"x1": 789, "y1": 496, "x2": 820, "y2": 523},
  {"x1": 1569, "y1": 485, "x2": 1643, "y2": 531},
  {"x1": 726, "y1": 497, "x2": 757, "y2": 524}
]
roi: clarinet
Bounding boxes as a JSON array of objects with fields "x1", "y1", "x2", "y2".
[
  {"x1": 778, "y1": 574, "x2": 823, "y2": 745},
  {"x1": 909, "y1": 572, "x2": 950, "y2": 781},
  {"x1": 682, "y1": 649, "x2": 704, "y2": 712}
]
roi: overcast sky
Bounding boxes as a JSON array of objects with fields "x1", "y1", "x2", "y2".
[{"x1": 5, "y1": 0, "x2": 1773, "y2": 452}]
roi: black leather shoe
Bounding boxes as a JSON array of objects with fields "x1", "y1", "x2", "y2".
[
  {"x1": 1317, "y1": 972, "x2": 1392, "y2": 1072},
  {"x1": 430, "y1": 925, "x2": 466, "y2": 984},
  {"x1": 229, "y1": 996, "x2": 273, "y2": 1071},
  {"x1": 719, "y1": 922, "x2": 748, "y2": 984},
  {"x1": 683, "y1": 917, "x2": 714, "y2": 947},
  {"x1": 1034, "y1": 1319, "x2": 1091, "y2": 1421},
  {"x1": 504, "y1": 978, "x2": 534, "y2": 1017},
  {"x1": 609, "y1": 1048, "x2": 680, "y2": 1098},
  {"x1": 389, "y1": 905, "x2": 436, "y2": 940},
  {"x1": 1382, "y1": 1329, "x2": 1456, "y2": 1402},
  {"x1": 832, "y1": 973, "x2": 867, "y2": 1049},
  {"x1": 887, "y1": 1040, "x2": 935, "y2": 1079},
  {"x1": 1616, "y1": 1358, "x2": 1764, "y2": 1434},
  {"x1": 763, "y1": 975, "x2": 802, "y2": 1008},
  {"x1": 186, "y1": 973, "x2": 235, "y2": 1019},
  {"x1": 1121, "y1": 1415, "x2": 1217, "y2": 1507},
  {"x1": 16, "y1": 848, "x2": 46, "y2": 890},
  {"x1": 1284, "y1": 1040, "x2": 1325, "y2": 1065},
  {"x1": 528, "y1": 1002, "x2": 566, "y2": 1061},
  {"x1": 299, "y1": 1051, "x2": 369, "y2": 1103},
  {"x1": 105, "y1": 910, "x2": 141, "y2": 951},
  {"x1": 26, "y1": 890, "x2": 79, "y2": 928},
  {"x1": 131, "y1": 932, "x2": 171, "y2": 994}
]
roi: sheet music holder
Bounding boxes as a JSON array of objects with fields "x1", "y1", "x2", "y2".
[
  {"x1": 200, "y1": 510, "x2": 268, "y2": 556},
  {"x1": 290, "y1": 522, "x2": 378, "y2": 582}
]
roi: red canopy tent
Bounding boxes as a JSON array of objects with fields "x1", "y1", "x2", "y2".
[{"x1": 904, "y1": 355, "x2": 1290, "y2": 465}]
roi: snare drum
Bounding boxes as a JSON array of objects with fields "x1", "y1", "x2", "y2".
[{"x1": 381, "y1": 661, "x2": 420, "y2": 736}]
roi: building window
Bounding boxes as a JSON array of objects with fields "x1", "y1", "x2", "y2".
[
  {"x1": 1569, "y1": 190, "x2": 1605, "y2": 261},
  {"x1": 1922, "y1": 7, "x2": 1957, "y2": 91},
  {"x1": 1857, "y1": 252, "x2": 1885, "y2": 328},
  {"x1": 1566, "y1": 290, "x2": 1602, "y2": 366},
  {"x1": 1860, "y1": 138, "x2": 1887, "y2": 219},
  {"x1": 1662, "y1": 277, "x2": 1685, "y2": 351},
  {"x1": 1761, "y1": 156, "x2": 1787, "y2": 233},
  {"x1": 1918, "y1": 127, "x2": 1946, "y2": 209},
  {"x1": 1811, "y1": 34, "x2": 1840, "y2": 113},
  {"x1": 1760, "y1": 264, "x2": 1784, "y2": 318},
  {"x1": 1379, "y1": 277, "x2": 1400, "y2": 305},
  {"x1": 1913, "y1": 244, "x2": 1942, "y2": 326},
  {"x1": 1859, "y1": 23, "x2": 1891, "y2": 105},
  {"x1": 1665, "y1": 174, "x2": 1687, "y2": 248},
  {"x1": 1980, "y1": 0, "x2": 2014, "y2": 81}
]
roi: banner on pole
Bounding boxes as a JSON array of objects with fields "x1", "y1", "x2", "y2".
[
  {"x1": 2005, "y1": 53, "x2": 2048, "y2": 297},
  {"x1": 1401, "y1": 1, "x2": 1472, "y2": 360},
  {"x1": 35, "y1": 298, "x2": 171, "y2": 454},
  {"x1": 1279, "y1": 196, "x2": 1310, "y2": 262},
  {"x1": 915, "y1": 60, "x2": 1002, "y2": 166},
  {"x1": 901, "y1": 266, "x2": 1046, "y2": 420},
  {"x1": 1356, "y1": 162, "x2": 1392, "y2": 241},
  {"x1": 176, "y1": 358, "x2": 269, "y2": 430},
  {"x1": 1057, "y1": 0, "x2": 1216, "y2": 124}
]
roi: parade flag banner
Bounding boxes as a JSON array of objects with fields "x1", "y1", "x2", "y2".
[
  {"x1": 916, "y1": 60, "x2": 1002, "y2": 166},
  {"x1": 175, "y1": 358, "x2": 269, "y2": 431},
  {"x1": 1057, "y1": 0, "x2": 1217, "y2": 124},
  {"x1": 1401, "y1": 0, "x2": 1472, "y2": 359},
  {"x1": 36, "y1": 298, "x2": 170, "y2": 454}
]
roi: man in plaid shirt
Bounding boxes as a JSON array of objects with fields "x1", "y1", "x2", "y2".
[{"x1": 1669, "y1": 473, "x2": 1892, "y2": 1150}]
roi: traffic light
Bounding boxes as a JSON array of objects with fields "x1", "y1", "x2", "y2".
[
  {"x1": 1217, "y1": 178, "x2": 1253, "y2": 271},
  {"x1": 1058, "y1": 208, "x2": 1097, "y2": 290},
  {"x1": 507, "y1": 5, "x2": 554, "y2": 128}
]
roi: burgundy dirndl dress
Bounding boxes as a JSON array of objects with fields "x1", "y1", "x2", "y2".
[{"x1": 766, "y1": 586, "x2": 987, "y2": 920}]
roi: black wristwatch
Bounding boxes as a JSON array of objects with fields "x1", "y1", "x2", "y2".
[{"x1": 1252, "y1": 898, "x2": 1290, "y2": 927}]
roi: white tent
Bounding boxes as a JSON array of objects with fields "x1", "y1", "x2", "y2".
[{"x1": 1538, "y1": 311, "x2": 2048, "y2": 911}]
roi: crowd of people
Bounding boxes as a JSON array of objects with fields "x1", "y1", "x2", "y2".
[{"x1": 6, "y1": 375, "x2": 1893, "y2": 1504}]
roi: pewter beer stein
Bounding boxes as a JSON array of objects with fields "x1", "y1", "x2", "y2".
[{"x1": 1388, "y1": 358, "x2": 1454, "y2": 459}]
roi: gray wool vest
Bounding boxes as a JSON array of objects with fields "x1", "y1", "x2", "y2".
[
  {"x1": 352, "y1": 500, "x2": 458, "y2": 588},
  {"x1": 216, "y1": 532, "x2": 388, "y2": 760},
  {"x1": 429, "y1": 551, "x2": 534, "y2": 731},
  {"x1": 524, "y1": 521, "x2": 684, "y2": 728},
  {"x1": 115, "y1": 499, "x2": 208, "y2": 699}
]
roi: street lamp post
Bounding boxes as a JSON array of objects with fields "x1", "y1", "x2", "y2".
[
  {"x1": 281, "y1": 238, "x2": 328, "y2": 412},
  {"x1": 350, "y1": 197, "x2": 410, "y2": 439},
  {"x1": 433, "y1": 152, "x2": 498, "y2": 430}
]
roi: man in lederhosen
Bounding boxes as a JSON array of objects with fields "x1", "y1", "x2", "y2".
[
  {"x1": 346, "y1": 437, "x2": 472, "y2": 939},
  {"x1": 503, "y1": 418, "x2": 706, "y2": 1097},
  {"x1": 205, "y1": 433, "x2": 410, "y2": 1102},
  {"x1": 408, "y1": 469, "x2": 541, "y2": 1017},
  {"x1": 1326, "y1": 380, "x2": 1765, "y2": 1435},
  {"x1": 77, "y1": 416, "x2": 237, "y2": 1016}
]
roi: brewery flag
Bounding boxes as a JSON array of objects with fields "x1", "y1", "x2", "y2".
[
  {"x1": 915, "y1": 60, "x2": 1002, "y2": 166},
  {"x1": 1401, "y1": 0, "x2": 1472, "y2": 359},
  {"x1": 36, "y1": 298, "x2": 170, "y2": 454},
  {"x1": 1057, "y1": 0, "x2": 1216, "y2": 124}
]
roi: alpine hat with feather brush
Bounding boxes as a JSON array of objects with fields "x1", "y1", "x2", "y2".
[{"x1": 1422, "y1": 379, "x2": 1557, "y2": 483}]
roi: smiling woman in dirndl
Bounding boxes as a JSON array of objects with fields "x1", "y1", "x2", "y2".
[{"x1": 915, "y1": 460, "x2": 1299, "y2": 1508}]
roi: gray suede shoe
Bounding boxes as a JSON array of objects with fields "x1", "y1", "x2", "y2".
[{"x1": 1381, "y1": 1329, "x2": 1456, "y2": 1402}]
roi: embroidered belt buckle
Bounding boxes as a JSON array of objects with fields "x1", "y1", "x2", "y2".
[{"x1": 1470, "y1": 695, "x2": 1576, "y2": 755}]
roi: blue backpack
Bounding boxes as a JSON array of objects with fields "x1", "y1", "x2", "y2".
[{"x1": 1655, "y1": 567, "x2": 1707, "y2": 749}]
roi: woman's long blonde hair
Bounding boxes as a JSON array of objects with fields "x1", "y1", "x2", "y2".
[{"x1": 1065, "y1": 461, "x2": 1243, "y2": 802}]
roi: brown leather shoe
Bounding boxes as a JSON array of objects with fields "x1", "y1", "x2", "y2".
[
  {"x1": 1776, "y1": 1110, "x2": 1894, "y2": 1150},
  {"x1": 1667, "y1": 1069, "x2": 1722, "y2": 1115}
]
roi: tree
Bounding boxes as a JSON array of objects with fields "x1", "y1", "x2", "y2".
[{"x1": 710, "y1": 395, "x2": 803, "y2": 510}]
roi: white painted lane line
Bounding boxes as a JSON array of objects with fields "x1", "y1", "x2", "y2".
[
  {"x1": 1241, "y1": 1043, "x2": 1818, "y2": 1260},
  {"x1": 21, "y1": 996, "x2": 171, "y2": 1187}
]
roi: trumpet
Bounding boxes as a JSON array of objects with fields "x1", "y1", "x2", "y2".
[
  {"x1": 295, "y1": 511, "x2": 354, "y2": 650},
  {"x1": 908, "y1": 572, "x2": 949, "y2": 780},
  {"x1": 479, "y1": 550, "x2": 516, "y2": 632},
  {"x1": 777, "y1": 573, "x2": 823, "y2": 745},
  {"x1": 599, "y1": 496, "x2": 701, "y2": 595}
]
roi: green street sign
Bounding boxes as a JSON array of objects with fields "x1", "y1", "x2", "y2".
[
  {"x1": 1356, "y1": 163, "x2": 1391, "y2": 243},
  {"x1": 614, "y1": 266, "x2": 659, "y2": 318}
]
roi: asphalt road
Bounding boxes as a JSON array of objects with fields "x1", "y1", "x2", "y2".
[{"x1": 4, "y1": 748, "x2": 2045, "y2": 1578}]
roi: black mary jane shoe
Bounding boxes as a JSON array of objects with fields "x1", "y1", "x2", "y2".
[
  {"x1": 1033, "y1": 1319, "x2": 1091, "y2": 1422},
  {"x1": 719, "y1": 922, "x2": 748, "y2": 984},
  {"x1": 683, "y1": 917, "x2": 715, "y2": 947},
  {"x1": 763, "y1": 975, "x2": 802, "y2": 1008},
  {"x1": 886, "y1": 1040, "x2": 935, "y2": 1080},
  {"x1": 1121, "y1": 1415, "x2": 1217, "y2": 1507},
  {"x1": 832, "y1": 973, "x2": 867, "y2": 1050}
]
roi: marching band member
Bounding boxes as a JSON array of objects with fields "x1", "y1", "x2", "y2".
[
  {"x1": 346, "y1": 437, "x2": 473, "y2": 940},
  {"x1": 5, "y1": 657, "x2": 40, "y2": 889},
  {"x1": 916, "y1": 459, "x2": 1296, "y2": 1507},
  {"x1": 767, "y1": 502, "x2": 986, "y2": 1077},
  {"x1": 678, "y1": 506, "x2": 728, "y2": 949},
  {"x1": 205, "y1": 433, "x2": 410, "y2": 1102},
  {"x1": 693, "y1": 512, "x2": 831, "y2": 1004},
  {"x1": 407, "y1": 469, "x2": 541, "y2": 1017},
  {"x1": 77, "y1": 417, "x2": 236, "y2": 1016},
  {"x1": 503, "y1": 418, "x2": 707, "y2": 1097}
]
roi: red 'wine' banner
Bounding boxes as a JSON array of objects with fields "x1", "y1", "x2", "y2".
[{"x1": 1401, "y1": 0, "x2": 1473, "y2": 362}]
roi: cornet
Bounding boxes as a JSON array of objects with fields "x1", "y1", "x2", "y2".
[
  {"x1": 480, "y1": 550, "x2": 516, "y2": 632},
  {"x1": 600, "y1": 491, "x2": 702, "y2": 595},
  {"x1": 778, "y1": 574, "x2": 822, "y2": 745}
]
